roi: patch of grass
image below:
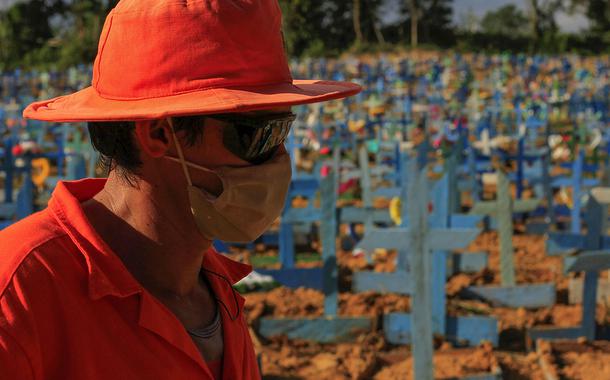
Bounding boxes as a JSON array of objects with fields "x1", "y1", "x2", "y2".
[{"x1": 234, "y1": 281, "x2": 281, "y2": 294}]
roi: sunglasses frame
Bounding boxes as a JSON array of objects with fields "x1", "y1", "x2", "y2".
[{"x1": 208, "y1": 112, "x2": 296, "y2": 164}]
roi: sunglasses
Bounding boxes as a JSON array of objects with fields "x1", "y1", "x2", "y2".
[{"x1": 209, "y1": 112, "x2": 296, "y2": 164}]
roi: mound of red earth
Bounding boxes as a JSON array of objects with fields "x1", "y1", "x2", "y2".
[{"x1": 235, "y1": 231, "x2": 609, "y2": 378}]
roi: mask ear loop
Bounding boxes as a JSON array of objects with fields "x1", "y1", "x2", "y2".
[{"x1": 167, "y1": 118, "x2": 193, "y2": 187}]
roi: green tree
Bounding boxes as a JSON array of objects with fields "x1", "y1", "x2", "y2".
[
  {"x1": 422, "y1": 0, "x2": 453, "y2": 46},
  {"x1": 353, "y1": 0, "x2": 364, "y2": 44},
  {"x1": 481, "y1": 5, "x2": 529, "y2": 36},
  {"x1": 456, "y1": 7, "x2": 479, "y2": 33},
  {"x1": 279, "y1": 0, "x2": 386, "y2": 57},
  {"x1": 397, "y1": 0, "x2": 453, "y2": 47},
  {"x1": 348, "y1": 0, "x2": 386, "y2": 47},
  {"x1": 0, "y1": 0, "x2": 119, "y2": 70},
  {"x1": 586, "y1": 0, "x2": 610, "y2": 43},
  {"x1": 527, "y1": 0, "x2": 563, "y2": 52},
  {"x1": 408, "y1": 0, "x2": 420, "y2": 47},
  {"x1": 0, "y1": 0, "x2": 64, "y2": 70},
  {"x1": 278, "y1": 0, "x2": 330, "y2": 57},
  {"x1": 56, "y1": 0, "x2": 118, "y2": 67}
]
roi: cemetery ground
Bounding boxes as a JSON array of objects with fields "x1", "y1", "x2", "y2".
[{"x1": 230, "y1": 227, "x2": 610, "y2": 379}]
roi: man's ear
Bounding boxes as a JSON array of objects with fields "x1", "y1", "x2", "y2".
[{"x1": 134, "y1": 119, "x2": 171, "y2": 158}]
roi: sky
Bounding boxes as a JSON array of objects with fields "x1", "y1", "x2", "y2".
[
  {"x1": 0, "y1": 0, "x2": 17, "y2": 9},
  {"x1": 0, "y1": 0, "x2": 591, "y2": 33},
  {"x1": 0, "y1": 0, "x2": 23, "y2": 10},
  {"x1": 453, "y1": 0, "x2": 589, "y2": 33}
]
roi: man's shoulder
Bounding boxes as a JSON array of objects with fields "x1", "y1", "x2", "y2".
[{"x1": 0, "y1": 209, "x2": 68, "y2": 296}]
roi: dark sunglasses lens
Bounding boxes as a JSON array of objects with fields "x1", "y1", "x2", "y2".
[{"x1": 223, "y1": 116, "x2": 293, "y2": 163}]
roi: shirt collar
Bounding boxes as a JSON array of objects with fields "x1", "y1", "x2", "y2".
[{"x1": 48, "y1": 178, "x2": 253, "y2": 304}]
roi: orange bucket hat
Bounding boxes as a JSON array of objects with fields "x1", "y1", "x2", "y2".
[{"x1": 23, "y1": 0, "x2": 361, "y2": 122}]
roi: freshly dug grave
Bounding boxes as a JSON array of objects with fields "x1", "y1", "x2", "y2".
[
  {"x1": 373, "y1": 342, "x2": 499, "y2": 380},
  {"x1": 235, "y1": 230, "x2": 609, "y2": 378},
  {"x1": 242, "y1": 287, "x2": 410, "y2": 323},
  {"x1": 257, "y1": 332, "x2": 500, "y2": 379},
  {"x1": 536, "y1": 340, "x2": 610, "y2": 380}
]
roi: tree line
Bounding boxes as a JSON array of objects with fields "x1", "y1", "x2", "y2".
[{"x1": 1, "y1": 0, "x2": 609, "y2": 71}]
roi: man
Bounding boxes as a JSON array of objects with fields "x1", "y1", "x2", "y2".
[{"x1": 0, "y1": 0, "x2": 360, "y2": 379}]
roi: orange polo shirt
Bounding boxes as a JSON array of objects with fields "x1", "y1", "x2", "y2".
[{"x1": 0, "y1": 179, "x2": 261, "y2": 380}]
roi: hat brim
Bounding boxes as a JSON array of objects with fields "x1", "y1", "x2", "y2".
[{"x1": 23, "y1": 80, "x2": 361, "y2": 122}]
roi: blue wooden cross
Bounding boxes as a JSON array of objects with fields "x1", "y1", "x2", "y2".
[
  {"x1": 0, "y1": 150, "x2": 35, "y2": 230},
  {"x1": 529, "y1": 187, "x2": 610, "y2": 344},
  {"x1": 0, "y1": 137, "x2": 17, "y2": 230},
  {"x1": 551, "y1": 148, "x2": 599, "y2": 234},
  {"x1": 254, "y1": 174, "x2": 325, "y2": 290},
  {"x1": 466, "y1": 170, "x2": 556, "y2": 308},
  {"x1": 258, "y1": 171, "x2": 372, "y2": 343},
  {"x1": 352, "y1": 153, "x2": 485, "y2": 293},
  {"x1": 470, "y1": 170, "x2": 540, "y2": 286},
  {"x1": 339, "y1": 146, "x2": 397, "y2": 228},
  {"x1": 1, "y1": 136, "x2": 15, "y2": 204},
  {"x1": 354, "y1": 160, "x2": 492, "y2": 380},
  {"x1": 524, "y1": 148, "x2": 555, "y2": 234}
]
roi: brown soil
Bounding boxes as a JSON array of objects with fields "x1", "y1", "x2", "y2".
[
  {"x1": 259, "y1": 335, "x2": 500, "y2": 380},
  {"x1": 260, "y1": 333, "x2": 383, "y2": 380},
  {"x1": 554, "y1": 341, "x2": 610, "y2": 379},
  {"x1": 240, "y1": 230, "x2": 610, "y2": 378},
  {"x1": 464, "y1": 231, "x2": 564, "y2": 286},
  {"x1": 233, "y1": 217, "x2": 610, "y2": 380},
  {"x1": 496, "y1": 351, "x2": 547, "y2": 380},
  {"x1": 243, "y1": 287, "x2": 410, "y2": 323},
  {"x1": 536, "y1": 341, "x2": 610, "y2": 380},
  {"x1": 373, "y1": 342, "x2": 499, "y2": 380}
]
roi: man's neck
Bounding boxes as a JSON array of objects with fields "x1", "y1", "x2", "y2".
[{"x1": 81, "y1": 174, "x2": 211, "y2": 297}]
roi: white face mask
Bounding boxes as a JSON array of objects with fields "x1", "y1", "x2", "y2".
[{"x1": 166, "y1": 120, "x2": 292, "y2": 243}]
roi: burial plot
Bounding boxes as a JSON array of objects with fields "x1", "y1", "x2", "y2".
[
  {"x1": 352, "y1": 154, "x2": 486, "y2": 294},
  {"x1": 357, "y1": 161, "x2": 497, "y2": 380},
  {"x1": 258, "y1": 171, "x2": 372, "y2": 343},
  {"x1": 466, "y1": 170, "x2": 556, "y2": 309},
  {"x1": 354, "y1": 157, "x2": 497, "y2": 352},
  {"x1": 529, "y1": 187, "x2": 610, "y2": 343}
]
